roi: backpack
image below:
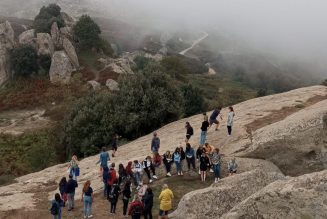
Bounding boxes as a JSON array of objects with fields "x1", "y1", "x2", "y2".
[
  {"x1": 133, "y1": 203, "x2": 142, "y2": 216},
  {"x1": 50, "y1": 202, "x2": 59, "y2": 215}
]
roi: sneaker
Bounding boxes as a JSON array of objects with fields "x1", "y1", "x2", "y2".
[
  {"x1": 149, "y1": 179, "x2": 153, "y2": 183},
  {"x1": 153, "y1": 175, "x2": 158, "y2": 179},
  {"x1": 180, "y1": 172, "x2": 183, "y2": 176},
  {"x1": 214, "y1": 178, "x2": 217, "y2": 183},
  {"x1": 88, "y1": 215, "x2": 93, "y2": 218},
  {"x1": 167, "y1": 172, "x2": 172, "y2": 177},
  {"x1": 198, "y1": 170, "x2": 201, "y2": 175},
  {"x1": 178, "y1": 172, "x2": 180, "y2": 176},
  {"x1": 210, "y1": 169, "x2": 214, "y2": 173}
]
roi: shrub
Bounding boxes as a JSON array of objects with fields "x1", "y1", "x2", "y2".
[
  {"x1": 181, "y1": 84, "x2": 206, "y2": 117},
  {"x1": 10, "y1": 45, "x2": 39, "y2": 77},
  {"x1": 161, "y1": 56, "x2": 189, "y2": 80},
  {"x1": 38, "y1": 54, "x2": 52, "y2": 72},
  {"x1": 34, "y1": 4, "x2": 65, "y2": 33},
  {"x1": 256, "y1": 88, "x2": 267, "y2": 97},
  {"x1": 134, "y1": 56, "x2": 152, "y2": 71},
  {"x1": 73, "y1": 15, "x2": 101, "y2": 49}
]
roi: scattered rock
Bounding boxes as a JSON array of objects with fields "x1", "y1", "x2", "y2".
[
  {"x1": 0, "y1": 21, "x2": 15, "y2": 86},
  {"x1": 36, "y1": 33, "x2": 54, "y2": 56},
  {"x1": 49, "y1": 51, "x2": 73, "y2": 84},
  {"x1": 87, "y1": 80, "x2": 101, "y2": 90},
  {"x1": 106, "y1": 79, "x2": 119, "y2": 91},
  {"x1": 62, "y1": 37, "x2": 79, "y2": 69},
  {"x1": 18, "y1": 29, "x2": 36, "y2": 47}
]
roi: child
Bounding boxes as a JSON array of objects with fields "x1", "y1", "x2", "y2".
[
  {"x1": 109, "y1": 179, "x2": 120, "y2": 214},
  {"x1": 212, "y1": 148, "x2": 222, "y2": 183},
  {"x1": 185, "y1": 122, "x2": 194, "y2": 143},
  {"x1": 96, "y1": 147, "x2": 110, "y2": 174},
  {"x1": 185, "y1": 143, "x2": 196, "y2": 171},
  {"x1": 228, "y1": 157, "x2": 238, "y2": 176},
  {"x1": 118, "y1": 163, "x2": 126, "y2": 186}
]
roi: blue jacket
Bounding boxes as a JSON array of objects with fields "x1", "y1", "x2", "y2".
[
  {"x1": 97, "y1": 151, "x2": 110, "y2": 167},
  {"x1": 185, "y1": 148, "x2": 195, "y2": 158}
]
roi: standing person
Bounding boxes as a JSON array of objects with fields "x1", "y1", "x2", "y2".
[
  {"x1": 158, "y1": 184, "x2": 174, "y2": 219},
  {"x1": 50, "y1": 193, "x2": 64, "y2": 219},
  {"x1": 151, "y1": 132, "x2": 160, "y2": 153},
  {"x1": 163, "y1": 151, "x2": 173, "y2": 177},
  {"x1": 68, "y1": 155, "x2": 79, "y2": 180},
  {"x1": 102, "y1": 166, "x2": 110, "y2": 198},
  {"x1": 199, "y1": 148, "x2": 210, "y2": 182},
  {"x1": 126, "y1": 161, "x2": 136, "y2": 186},
  {"x1": 209, "y1": 107, "x2": 223, "y2": 131},
  {"x1": 200, "y1": 115, "x2": 209, "y2": 146},
  {"x1": 122, "y1": 181, "x2": 132, "y2": 217},
  {"x1": 142, "y1": 156, "x2": 158, "y2": 184},
  {"x1": 228, "y1": 157, "x2": 238, "y2": 176},
  {"x1": 109, "y1": 179, "x2": 121, "y2": 214},
  {"x1": 107, "y1": 163, "x2": 117, "y2": 200},
  {"x1": 212, "y1": 148, "x2": 222, "y2": 183},
  {"x1": 128, "y1": 196, "x2": 144, "y2": 219},
  {"x1": 185, "y1": 143, "x2": 196, "y2": 171},
  {"x1": 143, "y1": 187, "x2": 154, "y2": 219},
  {"x1": 173, "y1": 147, "x2": 183, "y2": 176},
  {"x1": 81, "y1": 180, "x2": 93, "y2": 218},
  {"x1": 132, "y1": 160, "x2": 143, "y2": 187},
  {"x1": 96, "y1": 147, "x2": 110, "y2": 174},
  {"x1": 227, "y1": 106, "x2": 235, "y2": 136},
  {"x1": 204, "y1": 142, "x2": 215, "y2": 172},
  {"x1": 137, "y1": 181, "x2": 148, "y2": 199},
  {"x1": 196, "y1": 145, "x2": 204, "y2": 174},
  {"x1": 58, "y1": 177, "x2": 67, "y2": 206},
  {"x1": 65, "y1": 174, "x2": 78, "y2": 211},
  {"x1": 118, "y1": 163, "x2": 127, "y2": 186},
  {"x1": 111, "y1": 133, "x2": 119, "y2": 157},
  {"x1": 185, "y1": 122, "x2": 194, "y2": 143}
]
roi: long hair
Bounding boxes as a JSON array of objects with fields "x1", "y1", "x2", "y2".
[
  {"x1": 55, "y1": 193, "x2": 61, "y2": 202},
  {"x1": 229, "y1": 106, "x2": 234, "y2": 112},
  {"x1": 59, "y1": 177, "x2": 67, "y2": 186},
  {"x1": 83, "y1": 180, "x2": 91, "y2": 193}
]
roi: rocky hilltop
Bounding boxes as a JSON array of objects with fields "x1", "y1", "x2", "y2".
[{"x1": 0, "y1": 85, "x2": 326, "y2": 218}]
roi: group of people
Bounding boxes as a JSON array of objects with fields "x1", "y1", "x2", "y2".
[{"x1": 50, "y1": 106, "x2": 237, "y2": 219}]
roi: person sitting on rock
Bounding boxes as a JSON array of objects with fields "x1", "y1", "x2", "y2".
[
  {"x1": 228, "y1": 157, "x2": 238, "y2": 176},
  {"x1": 152, "y1": 152, "x2": 162, "y2": 167},
  {"x1": 142, "y1": 156, "x2": 158, "y2": 183}
]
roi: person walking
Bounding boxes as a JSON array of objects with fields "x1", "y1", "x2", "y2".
[
  {"x1": 65, "y1": 174, "x2": 78, "y2": 211},
  {"x1": 109, "y1": 179, "x2": 121, "y2": 214},
  {"x1": 212, "y1": 148, "x2": 222, "y2": 183},
  {"x1": 185, "y1": 122, "x2": 194, "y2": 143},
  {"x1": 185, "y1": 143, "x2": 196, "y2": 171},
  {"x1": 143, "y1": 187, "x2": 153, "y2": 219},
  {"x1": 58, "y1": 177, "x2": 67, "y2": 206},
  {"x1": 107, "y1": 163, "x2": 117, "y2": 200},
  {"x1": 158, "y1": 184, "x2": 174, "y2": 219},
  {"x1": 142, "y1": 156, "x2": 158, "y2": 183},
  {"x1": 173, "y1": 147, "x2": 183, "y2": 176},
  {"x1": 50, "y1": 193, "x2": 64, "y2": 219},
  {"x1": 199, "y1": 148, "x2": 210, "y2": 182},
  {"x1": 102, "y1": 166, "x2": 110, "y2": 198},
  {"x1": 81, "y1": 180, "x2": 93, "y2": 218},
  {"x1": 68, "y1": 155, "x2": 79, "y2": 180},
  {"x1": 209, "y1": 107, "x2": 223, "y2": 131},
  {"x1": 200, "y1": 115, "x2": 209, "y2": 145},
  {"x1": 227, "y1": 106, "x2": 235, "y2": 136},
  {"x1": 151, "y1": 132, "x2": 160, "y2": 153},
  {"x1": 111, "y1": 133, "x2": 119, "y2": 157},
  {"x1": 128, "y1": 196, "x2": 144, "y2": 219},
  {"x1": 122, "y1": 181, "x2": 132, "y2": 217},
  {"x1": 163, "y1": 151, "x2": 173, "y2": 177},
  {"x1": 96, "y1": 147, "x2": 110, "y2": 174}
]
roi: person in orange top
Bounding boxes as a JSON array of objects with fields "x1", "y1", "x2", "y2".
[{"x1": 107, "y1": 163, "x2": 117, "y2": 200}]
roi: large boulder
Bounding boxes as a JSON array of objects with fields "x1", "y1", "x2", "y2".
[
  {"x1": 49, "y1": 51, "x2": 73, "y2": 84},
  {"x1": 0, "y1": 21, "x2": 15, "y2": 86},
  {"x1": 59, "y1": 26, "x2": 73, "y2": 40},
  {"x1": 106, "y1": 79, "x2": 119, "y2": 91},
  {"x1": 18, "y1": 29, "x2": 36, "y2": 47},
  {"x1": 87, "y1": 80, "x2": 101, "y2": 90},
  {"x1": 238, "y1": 99, "x2": 327, "y2": 176},
  {"x1": 62, "y1": 37, "x2": 79, "y2": 69},
  {"x1": 170, "y1": 167, "x2": 285, "y2": 219},
  {"x1": 222, "y1": 170, "x2": 327, "y2": 219},
  {"x1": 60, "y1": 12, "x2": 75, "y2": 27},
  {"x1": 51, "y1": 22, "x2": 61, "y2": 49},
  {"x1": 36, "y1": 33, "x2": 54, "y2": 56}
]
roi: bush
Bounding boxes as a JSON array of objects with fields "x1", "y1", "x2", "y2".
[
  {"x1": 181, "y1": 84, "x2": 206, "y2": 117},
  {"x1": 34, "y1": 4, "x2": 65, "y2": 33},
  {"x1": 256, "y1": 88, "x2": 267, "y2": 97},
  {"x1": 134, "y1": 56, "x2": 152, "y2": 71},
  {"x1": 10, "y1": 45, "x2": 38, "y2": 77},
  {"x1": 73, "y1": 15, "x2": 101, "y2": 49},
  {"x1": 161, "y1": 56, "x2": 189, "y2": 80},
  {"x1": 38, "y1": 54, "x2": 52, "y2": 72}
]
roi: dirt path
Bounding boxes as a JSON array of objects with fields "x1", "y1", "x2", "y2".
[{"x1": 179, "y1": 32, "x2": 209, "y2": 55}]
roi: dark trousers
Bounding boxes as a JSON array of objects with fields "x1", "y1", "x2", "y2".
[
  {"x1": 123, "y1": 199, "x2": 129, "y2": 215},
  {"x1": 164, "y1": 162, "x2": 171, "y2": 173},
  {"x1": 110, "y1": 201, "x2": 117, "y2": 213},
  {"x1": 144, "y1": 166, "x2": 156, "y2": 180},
  {"x1": 186, "y1": 157, "x2": 196, "y2": 170},
  {"x1": 132, "y1": 215, "x2": 141, "y2": 219},
  {"x1": 227, "y1": 126, "x2": 232, "y2": 135},
  {"x1": 144, "y1": 209, "x2": 153, "y2": 219},
  {"x1": 106, "y1": 185, "x2": 111, "y2": 200}
]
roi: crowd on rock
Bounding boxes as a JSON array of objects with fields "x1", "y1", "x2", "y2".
[{"x1": 50, "y1": 107, "x2": 236, "y2": 219}]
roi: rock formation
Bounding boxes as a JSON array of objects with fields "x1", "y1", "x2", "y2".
[
  {"x1": 49, "y1": 51, "x2": 73, "y2": 84},
  {"x1": 106, "y1": 79, "x2": 119, "y2": 91},
  {"x1": 50, "y1": 22, "x2": 61, "y2": 49},
  {"x1": 87, "y1": 80, "x2": 101, "y2": 90},
  {"x1": 18, "y1": 29, "x2": 36, "y2": 47},
  {"x1": 62, "y1": 37, "x2": 79, "y2": 69},
  {"x1": 36, "y1": 33, "x2": 54, "y2": 56},
  {"x1": 0, "y1": 21, "x2": 15, "y2": 86}
]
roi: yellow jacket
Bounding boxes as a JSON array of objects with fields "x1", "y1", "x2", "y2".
[{"x1": 159, "y1": 188, "x2": 174, "y2": 211}]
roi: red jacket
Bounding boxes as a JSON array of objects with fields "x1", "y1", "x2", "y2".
[
  {"x1": 128, "y1": 200, "x2": 144, "y2": 215},
  {"x1": 107, "y1": 169, "x2": 117, "y2": 186}
]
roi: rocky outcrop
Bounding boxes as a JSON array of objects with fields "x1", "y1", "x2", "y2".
[
  {"x1": 36, "y1": 33, "x2": 54, "y2": 56},
  {"x1": 49, "y1": 51, "x2": 73, "y2": 84},
  {"x1": 0, "y1": 21, "x2": 15, "y2": 86},
  {"x1": 98, "y1": 53, "x2": 136, "y2": 74},
  {"x1": 106, "y1": 79, "x2": 119, "y2": 91},
  {"x1": 87, "y1": 80, "x2": 101, "y2": 90},
  {"x1": 60, "y1": 12, "x2": 75, "y2": 27},
  {"x1": 170, "y1": 166, "x2": 284, "y2": 219},
  {"x1": 60, "y1": 26, "x2": 73, "y2": 40},
  {"x1": 62, "y1": 37, "x2": 79, "y2": 69},
  {"x1": 51, "y1": 22, "x2": 61, "y2": 49},
  {"x1": 18, "y1": 29, "x2": 36, "y2": 47},
  {"x1": 221, "y1": 170, "x2": 327, "y2": 219}
]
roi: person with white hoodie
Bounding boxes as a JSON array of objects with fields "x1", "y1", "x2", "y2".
[
  {"x1": 132, "y1": 160, "x2": 143, "y2": 187},
  {"x1": 227, "y1": 106, "x2": 235, "y2": 136},
  {"x1": 142, "y1": 156, "x2": 158, "y2": 183}
]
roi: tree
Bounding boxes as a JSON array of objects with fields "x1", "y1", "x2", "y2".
[
  {"x1": 181, "y1": 84, "x2": 206, "y2": 117},
  {"x1": 10, "y1": 45, "x2": 38, "y2": 77},
  {"x1": 34, "y1": 4, "x2": 65, "y2": 33},
  {"x1": 134, "y1": 56, "x2": 152, "y2": 71},
  {"x1": 73, "y1": 15, "x2": 101, "y2": 49},
  {"x1": 161, "y1": 56, "x2": 189, "y2": 80}
]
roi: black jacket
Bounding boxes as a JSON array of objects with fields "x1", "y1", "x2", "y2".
[
  {"x1": 143, "y1": 192, "x2": 154, "y2": 211},
  {"x1": 65, "y1": 179, "x2": 78, "y2": 194},
  {"x1": 186, "y1": 126, "x2": 194, "y2": 136}
]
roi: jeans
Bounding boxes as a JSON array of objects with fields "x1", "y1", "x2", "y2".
[
  {"x1": 110, "y1": 201, "x2": 117, "y2": 213},
  {"x1": 53, "y1": 212, "x2": 61, "y2": 219},
  {"x1": 186, "y1": 157, "x2": 196, "y2": 170},
  {"x1": 144, "y1": 209, "x2": 153, "y2": 219},
  {"x1": 103, "y1": 181, "x2": 109, "y2": 197},
  {"x1": 164, "y1": 162, "x2": 171, "y2": 173},
  {"x1": 132, "y1": 215, "x2": 141, "y2": 219},
  {"x1": 70, "y1": 168, "x2": 77, "y2": 181},
  {"x1": 213, "y1": 164, "x2": 221, "y2": 178},
  {"x1": 175, "y1": 161, "x2": 182, "y2": 172},
  {"x1": 83, "y1": 195, "x2": 92, "y2": 217},
  {"x1": 67, "y1": 192, "x2": 75, "y2": 210},
  {"x1": 200, "y1": 131, "x2": 207, "y2": 145},
  {"x1": 123, "y1": 199, "x2": 129, "y2": 215},
  {"x1": 134, "y1": 172, "x2": 142, "y2": 186},
  {"x1": 227, "y1": 126, "x2": 232, "y2": 135}
]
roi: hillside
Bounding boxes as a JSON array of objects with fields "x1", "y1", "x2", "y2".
[{"x1": 0, "y1": 85, "x2": 326, "y2": 218}]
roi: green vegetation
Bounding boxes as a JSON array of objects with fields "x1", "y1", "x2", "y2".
[
  {"x1": 10, "y1": 45, "x2": 38, "y2": 78},
  {"x1": 181, "y1": 84, "x2": 206, "y2": 116},
  {"x1": 33, "y1": 4, "x2": 65, "y2": 33},
  {"x1": 38, "y1": 54, "x2": 52, "y2": 73}
]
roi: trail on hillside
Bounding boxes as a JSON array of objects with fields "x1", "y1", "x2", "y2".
[{"x1": 179, "y1": 32, "x2": 209, "y2": 55}]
